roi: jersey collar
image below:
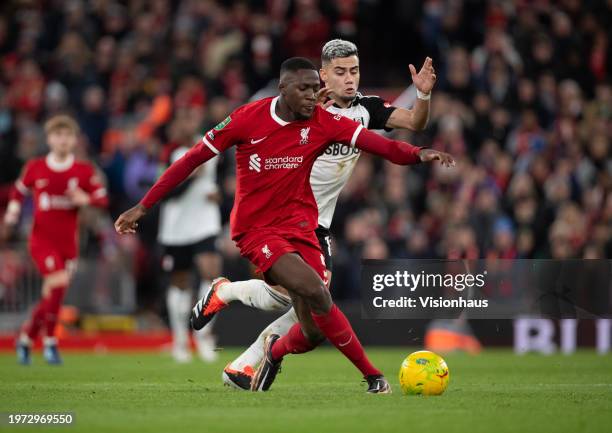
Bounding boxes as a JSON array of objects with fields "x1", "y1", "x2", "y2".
[
  {"x1": 270, "y1": 96, "x2": 290, "y2": 126},
  {"x1": 45, "y1": 153, "x2": 75, "y2": 172},
  {"x1": 332, "y1": 94, "x2": 359, "y2": 109}
]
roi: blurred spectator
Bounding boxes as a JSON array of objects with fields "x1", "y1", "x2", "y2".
[{"x1": 284, "y1": 0, "x2": 331, "y2": 62}]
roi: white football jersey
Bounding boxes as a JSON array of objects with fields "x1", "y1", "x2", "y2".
[
  {"x1": 158, "y1": 146, "x2": 221, "y2": 245},
  {"x1": 311, "y1": 93, "x2": 395, "y2": 228}
]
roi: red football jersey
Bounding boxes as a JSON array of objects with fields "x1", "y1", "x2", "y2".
[
  {"x1": 140, "y1": 96, "x2": 422, "y2": 252},
  {"x1": 202, "y1": 96, "x2": 364, "y2": 240},
  {"x1": 13, "y1": 155, "x2": 107, "y2": 256}
]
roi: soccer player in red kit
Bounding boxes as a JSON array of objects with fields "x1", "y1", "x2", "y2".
[
  {"x1": 115, "y1": 58, "x2": 454, "y2": 393},
  {"x1": 3, "y1": 115, "x2": 108, "y2": 365}
]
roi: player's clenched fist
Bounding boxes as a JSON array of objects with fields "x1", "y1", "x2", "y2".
[
  {"x1": 418, "y1": 149, "x2": 456, "y2": 168},
  {"x1": 114, "y1": 203, "x2": 147, "y2": 234}
]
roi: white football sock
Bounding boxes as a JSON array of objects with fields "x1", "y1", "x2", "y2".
[
  {"x1": 193, "y1": 280, "x2": 218, "y2": 362},
  {"x1": 229, "y1": 308, "x2": 298, "y2": 371},
  {"x1": 166, "y1": 286, "x2": 192, "y2": 353},
  {"x1": 217, "y1": 279, "x2": 291, "y2": 312}
]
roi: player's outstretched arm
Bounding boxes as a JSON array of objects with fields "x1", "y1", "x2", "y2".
[
  {"x1": 114, "y1": 141, "x2": 217, "y2": 234},
  {"x1": 3, "y1": 164, "x2": 33, "y2": 228},
  {"x1": 386, "y1": 57, "x2": 436, "y2": 131},
  {"x1": 354, "y1": 127, "x2": 455, "y2": 167}
]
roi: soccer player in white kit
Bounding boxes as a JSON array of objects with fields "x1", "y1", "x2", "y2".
[
  {"x1": 191, "y1": 39, "x2": 437, "y2": 387},
  {"x1": 158, "y1": 145, "x2": 222, "y2": 363}
]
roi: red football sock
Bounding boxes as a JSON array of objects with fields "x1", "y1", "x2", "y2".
[
  {"x1": 44, "y1": 285, "x2": 67, "y2": 338},
  {"x1": 271, "y1": 323, "x2": 316, "y2": 360},
  {"x1": 311, "y1": 304, "x2": 381, "y2": 377},
  {"x1": 23, "y1": 299, "x2": 47, "y2": 341}
]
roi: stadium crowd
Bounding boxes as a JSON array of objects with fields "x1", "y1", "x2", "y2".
[{"x1": 0, "y1": 0, "x2": 610, "y2": 307}]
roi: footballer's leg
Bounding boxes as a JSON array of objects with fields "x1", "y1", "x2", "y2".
[
  {"x1": 191, "y1": 277, "x2": 291, "y2": 331},
  {"x1": 17, "y1": 250, "x2": 68, "y2": 365},
  {"x1": 223, "y1": 307, "x2": 298, "y2": 390},
  {"x1": 163, "y1": 245, "x2": 195, "y2": 363},
  {"x1": 224, "y1": 272, "x2": 332, "y2": 389},
  {"x1": 251, "y1": 252, "x2": 390, "y2": 393},
  {"x1": 41, "y1": 265, "x2": 72, "y2": 365},
  {"x1": 193, "y1": 246, "x2": 222, "y2": 362},
  {"x1": 167, "y1": 270, "x2": 193, "y2": 363},
  {"x1": 251, "y1": 293, "x2": 325, "y2": 391},
  {"x1": 196, "y1": 229, "x2": 331, "y2": 336}
]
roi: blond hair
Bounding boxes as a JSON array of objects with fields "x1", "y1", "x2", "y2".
[{"x1": 44, "y1": 115, "x2": 80, "y2": 135}]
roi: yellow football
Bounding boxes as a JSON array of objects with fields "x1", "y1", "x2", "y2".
[{"x1": 399, "y1": 350, "x2": 450, "y2": 395}]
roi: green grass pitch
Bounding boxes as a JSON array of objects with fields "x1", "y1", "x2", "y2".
[{"x1": 1, "y1": 348, "x2": 611, "y2": 433}]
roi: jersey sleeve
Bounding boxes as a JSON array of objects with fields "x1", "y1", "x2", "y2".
[
  {"x1": 200, "y1": 108, "x2": 246, "y2": 155},
  {"x1": 161, "y1": 147, "x2": 196, "y2": 200},
  {"x1": 359, "y1": 96, "x2": 396, "y2": 131},
  {"x1": 170, "y1": 147, "x2": 189, "y2": 164},
  {"x1": 355, "y1": 128, "x2": 422, "y2": 165},
  {"x1": 9, "y1": 161, "x2": 35, "y2": 203},
  {"x1": 82, "y1": 164, "x2": 109, "y2": 208},
  {"x1": 140, "y1": 107, "x2": 245, "y2": 209},
  {"x1": 325, "y1": 112, "x2": 365, "y2": 149}
]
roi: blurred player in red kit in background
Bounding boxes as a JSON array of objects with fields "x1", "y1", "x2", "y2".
[{"x1": 3, "y1": 115, "x2": 109, "y2": 365}]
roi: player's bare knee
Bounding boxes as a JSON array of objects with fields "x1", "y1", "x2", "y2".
[
  {"x1": 305, "y1": 283, "x2": 332, "y2": 314},
  {"x1": 287, "y1": 274, "x2": 318, "y2": 299},
  {"x1": 43, "y1": 271, "x2": 69, "y2": 296}
]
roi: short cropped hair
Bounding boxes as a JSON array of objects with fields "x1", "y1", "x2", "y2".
[
  {"x1": 44, "y1": 114, "x2": 80, "y2": 135},
  {"x1": 321, "y1": 39, "x2": 358, "y2": 65},
  {"x1": 280, "y1": 57, "x2": 317, "y2": 74}
]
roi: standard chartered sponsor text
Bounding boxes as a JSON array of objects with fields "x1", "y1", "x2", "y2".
[{"x1": 264, "y1": 155, "x2": 303, "y2": 170}]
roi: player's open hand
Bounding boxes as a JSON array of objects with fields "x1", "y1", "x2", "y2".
[
  {"x1": 316, "y1": 88, "x2": 335, "y2": 109},
  {"x1": 3, "y1": 207, "x2": 19, "y2": 227},
  {"x1": 410, "y1": 57, "x2": 436, "y2": 95},
  {"x1": 114, "y1": 204, "x2": 147, "y2": 234},
  {"x1": 66, "y1": 187, "x2": 91, "y2": 207},
  {"x1": 418, "y1": 149, "x2": 455, "y2": 168}
]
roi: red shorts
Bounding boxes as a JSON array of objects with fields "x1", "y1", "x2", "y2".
[
  {"x1": 29, "y1": 240, "x2": 76, "y2": 276},
  {"x1": 236, "y1": 229, "x2": 327, "y2": 284}
]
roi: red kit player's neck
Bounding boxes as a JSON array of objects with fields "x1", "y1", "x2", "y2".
[
  {"x1": 45, "y1": 153, "x2": 75, "y2": 172},
  {"x1": 270, "y1": 96, "x2": 294, "y2": 125}
]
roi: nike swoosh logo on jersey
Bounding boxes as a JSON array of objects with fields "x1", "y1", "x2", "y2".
[{"x1": 250, "y1": 137, "x2": 267, "y2": 144}]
